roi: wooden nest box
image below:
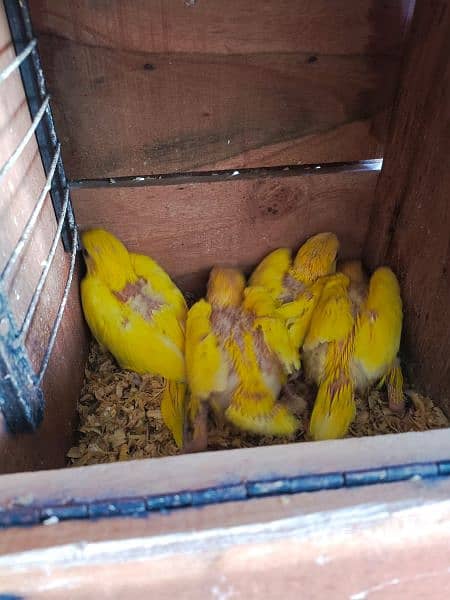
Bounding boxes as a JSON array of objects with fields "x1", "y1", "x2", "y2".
[{"x1": 0, "y1": 1, "x2": 449, "y2": 595}]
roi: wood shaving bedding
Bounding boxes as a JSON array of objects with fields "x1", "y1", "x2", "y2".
[{"x1": 67, "y1": 341, "x2": 449, "y2": 466}]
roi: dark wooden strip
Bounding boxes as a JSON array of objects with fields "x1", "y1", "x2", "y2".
[
  {"x1": 29, "y1": 0, "x2": 413, "y2": 178},
  {"x1": 69, "y1": 159, "x2": 382, "y2": 188},
  {"x1": 71, "y1": 168, "x2": 378, "y2": 294},
  {"x1": 364, "y1": 0, "x2": 450, "y2": 406}
]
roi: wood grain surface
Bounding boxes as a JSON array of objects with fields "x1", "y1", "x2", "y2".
[
  {"x1": 1, "y1": 427, "x2": 449, "y2": 510},
  {"x1": 1, "y1": 476, "x2": 450, "y2": 598},
  {"x1": 72, "y1": 165, "x2": 378, "y2": 294},
  {"x1": 364, "y1": 0, "x2": 450, "y2": 407},
  {"x1": 29, "y1": 0, "x2": 414, "y2": 178}
]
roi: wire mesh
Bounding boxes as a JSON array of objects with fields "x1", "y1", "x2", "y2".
[
  {"x1": 0, "y1": 37, "x2": 36, "y2": 83},
  {"x1": 0, "y1": 145, "x2": 61, "y2": 284},
  {"x1": 17, "y1": 188, "x2": 71, "y2": 341},
  {"x1": 0, "y1": 1, "x2": 79, "y2": 433},
  {"x1": 38, "y1": 226, "x2": 78, "y2": 385},
  {"x1": 0, "y1": 95, "x2": 49, "y2": 183}
]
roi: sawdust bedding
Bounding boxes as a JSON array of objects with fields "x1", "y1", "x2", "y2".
[{"x1": 67, "y1": 340, "x2": 449, "y2": 467}]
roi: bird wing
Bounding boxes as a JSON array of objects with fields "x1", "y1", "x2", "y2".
[
  {"x1": 224, "y1": 333, "x2": 298, "y2": 436},
  {"x1": 130, "y1": 252, "x2": 187, "y2": 322},
  {"x1": 276, "y1": 277, "x2": 326, "y2": 349},
  {"x1": 81, "y1": 275, "x2": 185, "y2": 380},
  {"x1": 249, "y1": 248, "x2": 292, "y2": 300},
  {"x1": 353, "y1": 268, "x2": 402, "y2": 379},
  {"x1": 302, "y1": 275, "x2": 356, "y2": 441},
  {"x1": 185, "y1": 299, "x2": 229, "y2": 401},
  {"x1": 243, "y1": 286, "x2": 300, "y2": 374},
  {"x1": 304, "y1": 276, "x2": 354, "y2": 351}
]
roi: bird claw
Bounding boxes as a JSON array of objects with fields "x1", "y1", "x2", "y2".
[
  {"x1": 281, "y1": 384, "x2": 308, "y2": 416},
  {"x1": 182, "y1": 404, "x2": 208, "y2": 453},
  {"x1": 388, "y1": 396, "x2": 406, "y2": 415}
]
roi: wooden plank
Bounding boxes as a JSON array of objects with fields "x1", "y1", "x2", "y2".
[
  {"x1": 28, "y1": 0, "x2": 414, "y2": 178},
  {"x1": 3, "y1": 474, "x2": 449, "y2": 555},
  {"x1": 0, "y1": 428, "x2": 449, "y2": 510},
  {"x1": 364, "y1": 0, "x2": 450, "y2": 406},
  {"x1": 71, "y1": 166, "x2": 378, "y2": 295},
  {"x1": 1, "y1": 477, "x2": 450, "y2": 597},
  {"x1": 0, "y1": 4, "x2": 89, "y2": 474}
]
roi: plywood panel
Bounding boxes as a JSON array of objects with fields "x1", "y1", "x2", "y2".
[
  {"x1": 71, "y1": 166, "x2": 378, "y2": 295},
  {"x1": 29, "y1": 0, "x2": 414, "y2": 178},
  {"x1": 1, "y1": 427, "x2": 449, "y2": 510},
  {"x1": 364, "y1": 0, "x2": 450, "y2": 406},
  {"x1": 1, "y1": 477, "x2": 450, "y2": 598},
  {"x1": 0, "y1": 4, "x2": 88, "y2": 474}
]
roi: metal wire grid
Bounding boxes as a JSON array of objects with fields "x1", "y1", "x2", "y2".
[{"x1": 0, "y1": 0, "x2": 78, "y2": 433}]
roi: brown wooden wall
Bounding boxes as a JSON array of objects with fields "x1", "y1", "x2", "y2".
[
  {"x1": 29, "y1": 0, "x2": 414, "y2": 179},
  {"x1": 364, "y1": 0, "x2": 450, "y2": 405},
  {"x1": 0, "y1": 5, "x2": 89, "y2": 474},
  {"x1": 71, "y1": 165, "x2": 378, "y2": 295}
]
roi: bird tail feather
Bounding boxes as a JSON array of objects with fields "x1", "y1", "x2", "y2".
[{"x1": 161, "y1": 380, "x2": 186, "y2": 448}]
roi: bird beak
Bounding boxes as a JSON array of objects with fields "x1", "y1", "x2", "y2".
[{"x1": 81, "y1": 247, "x2": 93, "y2": 272}]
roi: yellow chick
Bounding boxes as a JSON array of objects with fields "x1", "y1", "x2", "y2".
[
  {"x1": 338, "y1": 260, "x2": 405, "y2": 412},
  {"x1": 250, "y1": 233, "x2": 339, "y2": 349},
  {"x1": 80, "y1": 228, "x2": 187, "y2": 447},
  {"x1": 351, "y1": 266, "x2": 404, "y2": 412},
  {"x1": 185, "y1": 267, "x2": 299, "y2": 451},
  {"x1": 304, "y1": 262, "x2": 404, "y2": 440},
  {"x1": 303, "y1": 273, "x2": 356, "y2": 440}
]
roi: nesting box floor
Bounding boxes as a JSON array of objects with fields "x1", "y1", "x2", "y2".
[{"x1": 67, "y1": 341, "x2": 449, "y2": 467}]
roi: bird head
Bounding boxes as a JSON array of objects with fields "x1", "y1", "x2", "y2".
[
  {"x1": 81, "y1": 228, "x2": 134, "y2": 291},
  {"x1": 320, "y1": 271, "x2": 350, "y2": 295},
  {"x1": 292, "y1": 232, "x2": 339, "y2": 283},
  {"x1": 338, "y1": 259, "x2": 368, "y2": 286},
  {"x1": 207, "y1": 266, "x2": 245, "y2": 308},
  {"x1": 369, "y1": 267, "x2": 401, "y2": 300}
]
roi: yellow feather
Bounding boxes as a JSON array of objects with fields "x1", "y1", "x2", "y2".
[
  {"x1": 304, "y1": 273, "x2": 353, "y2": 354},
  {"x1": 352, "y1": 267, "x2": 403, "y2": 386},
  {"x1": 225, "y1": 333, "x2": 298, "y2": 436},
  {"x1": 184, "y1": 272, "x2": 241, "y2": 449},
  {"x1": 249, "y1": 248, "x2": 292, "y2": 299},
  {"x1": 226, "y1": 386, "x2": 298, "y2": 436},
  {"x1": 207, "y1": 266, "x2": 245, "y2": 308},
  {"x1": 248, "y1": 234, "x2": 339, "y2": 355},
  {"x1": 185, "y1": 299, "x2": 229, "y2": 401},
  {"x1": 81, "y1": 275, "x2": 185, "y2": 380},
  {"x1": 160, "y1": 380, "x2": 186, "y2": 448},
  {"x1": 291, "y1": 232, "x2": 339, "y2": 284},
  {"x1": 303, "y1": 274, "x2": 356, "y2": 440},
  {"x1": 278, "y1": 277, "x2": 328, "y2": 349},
  {"x1": 385, "y1": 358, "x2": 405, "y2": 412},
  {"x1": 309, "y1": 374, "x2": 355, "y2": 440},
  {"x1": 81, "y1": 228, "x2": 134, "y2": 291},
  {"x1": 185, "y1": 267, "x2": 299, "y2": 445},
  {"x1": 130, "y1": 253, "x2": 187, "y2": 323},
  {"x1": 80, "y1": 229, "x2": 187, "y2": 447},
  {"x1": 243, "y1": 286, "x2": 300, "y2": 374},
  {"x1": 151, "y1": 306, "x2": 185, "y2": 353}
]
